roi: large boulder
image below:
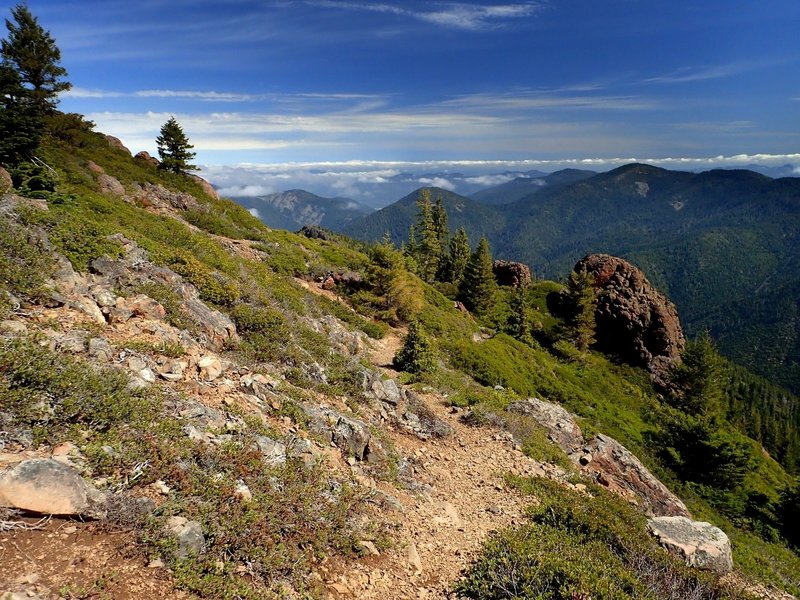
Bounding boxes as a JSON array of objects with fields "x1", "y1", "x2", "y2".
[
  {"x1": 575, "y1": 254, "x2": 685, "y2": 386},
  {"x1": 0, "y1": 166, "x2": 12, "y2": 194},
  {"x1": 0, "y1": 459, "x2": 107, "y2": 519},
  {"x1": 648, "y1": 516, "x2": 733, "y2": 574},
  {"x1": 492, "y1": 260, "x2": 532, "y2": 288},
  {"x1": 508, "y1": 398, "x2": 584, "y2": 453},
  {"x1": 507, "y1": 398, "x2": 689, "y2": 518},
  {"x1": 583, "y1": 434, "x2": 689, "y2": 518}
]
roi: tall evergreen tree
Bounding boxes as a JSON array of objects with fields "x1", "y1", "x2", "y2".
[
  {"x1": 459, "y1": 236, "x2": 496, "y2": 315},
  {"x1": 0, "y1": 62, "x2": 41, "y2": 165},
  {"x1": 407, "y1": 189, "x2": 442, "y2": 282},
  {"x1": 156, "y1": 117, "x2": 197, "y2": 174},
  {"x1": 564, "y1": 266, "x2": 596, "y2": 352},
  {"x1": 445, "y1": 227, "x2": 471, "y2": 285},
  {"x1": 669, "y1": 330, "x2": 726, "y2": 418},
  {"x1": 506, "y1": 285, "x2": 535, "y2": 345},
  {"x1": 1, "y1": 4, "x2": 70, "y2": 113}
]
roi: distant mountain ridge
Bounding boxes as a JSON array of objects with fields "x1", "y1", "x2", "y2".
[
  {"x1": 470, "y1": 168, "x2": 597, "y2": 205},
  {"x1": 340, "y1": 163, "x2": 800, "y2": 393},
  {"x1": 231, "y1": 189, "x2": 373, "y2": 231}
]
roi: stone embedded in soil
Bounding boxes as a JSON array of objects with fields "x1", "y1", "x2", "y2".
[
  {"x1": 0, "y1": 458, "x2": 107, "y2": 519},
  {"x1": 648, "y1": 515, "x2": 733, "y2": 574}
]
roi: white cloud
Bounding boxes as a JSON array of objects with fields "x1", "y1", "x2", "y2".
[
  {"x1": 218, "y1": 185, "x2": 275, "y2": 197},
  {"x1": 248, "y1": 207, "x2": 260, "y2": 218},
  {"x1": 308, "y1": 1, "x2": 541, "y2": 31},
  {"x1": 418, "y1": 176, "x2": 456, "y2": 190},
  {"x1": 464, "y1": 174, "x2": 518, "y2": 186}
]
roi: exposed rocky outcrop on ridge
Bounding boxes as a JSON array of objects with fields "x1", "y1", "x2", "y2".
[
  {"x1": 508, "y1": 397, "x2": 690, "y2": 518},
  {"x1": 575, "y1": 253, "x2": 685, "y2": 387},
  {"x1": 492, "y1": 260, "x2": 532, "y2": 288}
]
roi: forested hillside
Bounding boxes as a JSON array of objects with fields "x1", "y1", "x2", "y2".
[{"x1": 342, "y1": 164, "x2": 800, "y2": 393}]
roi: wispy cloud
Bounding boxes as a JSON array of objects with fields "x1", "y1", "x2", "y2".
[
  {"x1": 308, "y1": 1, "x2": 542, "y2": 31},
  {"x1": 645, "y1": 61, "x2": 764, "y2": 84}
]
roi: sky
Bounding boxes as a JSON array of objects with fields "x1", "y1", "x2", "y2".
[{"x1": 4, "y1": 0, "x2": 800, "y2": 203}]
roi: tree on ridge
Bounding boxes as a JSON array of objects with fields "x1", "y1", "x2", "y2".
[{"x1": 156, "y1": 117, "x2": 197, "y2": 175}]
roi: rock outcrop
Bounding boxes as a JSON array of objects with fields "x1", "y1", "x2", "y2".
[
  {"x1": 508, "y1": 398, "x2": 689, "y2": 518},
  {"x1": 648, "y1": 516, "x2": 733, "y2": 574},
  {"x1": 492, "y1": 260, "x2": 532, "y2": 288},
  {"x1": 134, "y1": 151, "x2": 159, "y2": 167},
  {"x1": 0, "y1": 166, "x2": 12, "y2": 194},
  {"x1": 104, "y1": 135, "x2": 130, "y2": 154},
  {"x1": 0, "y1": 459, "x2": 107, "y2": 519},
  {"x1": 575, "y1": 253, "x2": 685, "y2": 386}
]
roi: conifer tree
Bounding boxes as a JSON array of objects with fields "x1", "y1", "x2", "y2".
[
  {"x1": 564, "y1": 266, "x2": 596, "y2": 352},
  {"x1": 506, "y1": 285, "x2": 534, "y2": 345},
  {"x1": 445, "y1": 227, "x2": 471, "y2": 286},
  {"x1": 1, "y1": 4, "x2": 70, "y2": 113},
  {"x1": 394, "y1": 319, "x2": 436, "y2": 374},
  {"x1": 459, "y1": 236, "x2": 496, "y2": 315},
  {"x1": 407, "y1": 189, "x2": 442, "y2": 282},
  {"x1": 669, "y1": 330, "x2": 725, "y2": 418},
  {"x1": 156, "y1": 117, "x2": 197, "y2": 174},
  {"x1": 0, "y1": 62, "x2": 41, "y2": 165}
]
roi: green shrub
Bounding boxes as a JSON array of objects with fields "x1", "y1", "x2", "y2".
[
  {"x1": 394, "y1": 320, "x2": 437, "y2": 374},
  {"x1": 457, "y1": 476, "x2": 729, "y2": 599},
  {"x1": 0, "y1": 216, "x2": 52, "y2": 311}
]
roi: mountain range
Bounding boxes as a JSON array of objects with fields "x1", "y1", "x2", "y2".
[
  {"x1": 230, "y1": 189, "x2": 373, "y2": 231},
  {"x1": 338, "y1": 163, "x2": 800, "y2": 394}
]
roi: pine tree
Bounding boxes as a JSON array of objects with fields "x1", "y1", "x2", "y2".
[
  {"x1": 407, "y1": 189, "x2": 442, "y2": 282},
  {"x1": 445, "y1": 227, "x2": 471, "y2": 285},
  {"x1": 156, "y1": 117, "x2": 197, "y2": 174},
  {"x1": 669, "y1": 330, "x2": 726, "y2": 418},
  {"x1": 0, "y1": 62, "x2": 41, "y2": 166},
  {"x1": 506, "y1": 286, "x2": 534, "y2": 345},
  {"x1": 394, "y1": 320, "x2": 436, "y2": 374},
  {"x1": 564, "y1": 266, "x2": 596, "y2": 352},
  {"x1": 459, "y1": 236, "x2": 496, "y2": 315},
  {"x1": 1, "y1": 4, "x2": 70, "y2": 113}
]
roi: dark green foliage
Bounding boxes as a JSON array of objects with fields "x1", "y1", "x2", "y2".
[
  {"x1": 156, "y1": 116, "x2": 197, "y2": 174},
  {"x1": 669, "y1": 331, "x2": 725, "y2": 417},
  {"x1": 1, "y1": 4, "x2": 70, "y2": 112},
  {"x1": 231, "y1": 303, "x2": 291, "y2": 362},
  {"x1": 505, "y1": 286, "x2": 535, "y2": 345},
  {"x1": 0, "y1": 213, "x2": 51, "y2": 311},
  {"x1": 459, "y1": 236, "x2": 497, "y2": 315},
  {"x1": 0, "y1": 336, "x2": 156, "y2": 441},
  {"x1": 406, "y1": 188, "x2": 443, "y2": 282},
  {"x1": 778, "y1": 480, "x2": 800, "y2": 548},
  {"x1": 0, "y1": 63, "x2": 41, "y2": 165},
  {"x1": 457, "y1": 477, "x2": 727, "y2": 600},
  {"x1": 9, "y1": 160, "x2": 57, "y2": 198},
  {"x1": 394, "y1": 320, "x2": 437, "y2": 374},
  {"x1": 562, "y1": 266, "x2": 596, "y2": 352},
  {"x1": 444, "y1": 226, "x2": 471, "y2": 286}
]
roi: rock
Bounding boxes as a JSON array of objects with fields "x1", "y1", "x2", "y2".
[
  {"x1": 407, "y1": 542, "x2": 423, "y2": 575},
  {"x1": 134, "y1": 151, "x2": 158, "y2": 167},
  {"x1": 574, "y1": 254, "x2": 685, "y2": 387},
  {"x1": 298, "y1": 225, "x2": 332, "y2": 240},
  {"x1": 87, "y1": 160, "x2": 104, "y2": 174},
  {"x1": 648, "y1": 516, "x2": 733, "y2": 574},
  {"x1": 492, "y1": 260, "x2": 532, "y2": 288},
  {"x1": 508, "y1": 398, "x2": 584, "y2": 452},
  {"x1": 0, "y1": 166, "x2": 12, "y2": 194},
  {"x1": 583, "y1": 434, "x2": 689, "y2": 518},
  {"x1": 234, "y1": 481, "x2": 252, "y2": 502},
  {"x1": 137, "y1": 182, "x2": 198, "y2": 211},
  {"x1": 57, "y1": 330, "x2": 87, "y2": 353},
  {"x1": 0, "y1": 459, "x2": 107, "y2": 519},
  {"x1": 304, "y1": 404, "x2": 379, "y2": 462},
  {"x1": 68, "y1": 297, "x2": 106, "y2": 325},
  {"x1": 126, "y1": 294, "x2": 167, "y2": 319},
  {"x1": 254, "y1": 436, "x2": 287, "y2": 466},
  {"x1": 105, "y1": 135, "x2": 130, "y2": 154},
  {"x1": 189, "y1": 174, "x2": 219, "y2": 200},
  {"x1": 97, "y1": 173, "x2": 125, "y2": 196},
  {"x1": 198, "y1": 355, "x2": 224, "y2": 381},
  {"x1": 165, "y1": 516, "x2": 205, "y2": 558},
  {"x1": 88, "y1": 337, "x2": 114, "y2": 362}
]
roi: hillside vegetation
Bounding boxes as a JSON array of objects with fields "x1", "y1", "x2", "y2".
[
  {"x1": 341, "y1": 165, "x2": 800, "y2": 395},
  {"x1": 0, "y1": 114, "x2": 798, "y2": 599}
]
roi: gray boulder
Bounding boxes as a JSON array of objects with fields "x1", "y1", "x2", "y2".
[
  {"x1": 648, "y1": 515, "x2": 733, "y2": 574},
  {"x1": 165, "y1": 516, "x2": 205, "y2": 558},
  {"x1": 508, "y1": 398, "x2": 584, "y2": 453},
  {"x1": 0, "y1": 459, "x2": 107, "y2": 519}
]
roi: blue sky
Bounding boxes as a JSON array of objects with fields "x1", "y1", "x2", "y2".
[{"x1": 4, "y1": 1, "x2": 800, "y2": 200}]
